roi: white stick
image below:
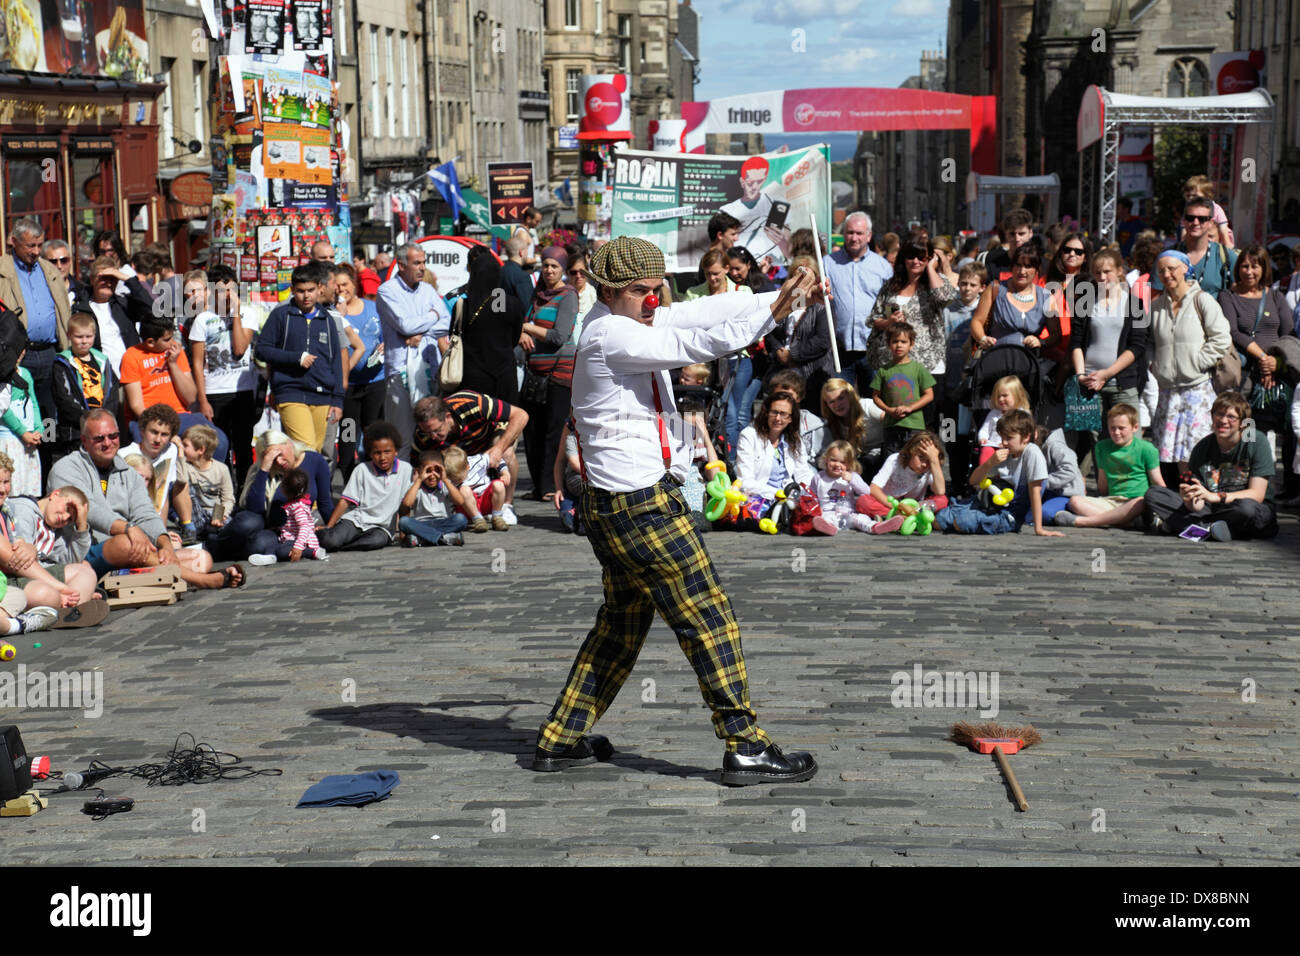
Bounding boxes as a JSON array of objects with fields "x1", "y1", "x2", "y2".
[{"x1": 809, "y1": 214, "x2": 841, "y2": 373}]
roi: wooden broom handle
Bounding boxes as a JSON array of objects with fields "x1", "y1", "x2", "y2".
[{"x1": 993, "y1": 744, "x2": 1029, "y2": 811}]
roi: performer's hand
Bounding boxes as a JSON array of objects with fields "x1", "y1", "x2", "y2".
[{"x1": 772, "y1": 267, "x2": 819, "y2": 322}]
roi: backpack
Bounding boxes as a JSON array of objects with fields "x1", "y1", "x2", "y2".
[{"x1": 0, "y1": 302, "x2": 28, "y2": 384}]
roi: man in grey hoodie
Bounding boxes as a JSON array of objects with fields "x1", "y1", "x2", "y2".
[{"x1": 47, "y1": 409, "x2": 243, "y2": 589}]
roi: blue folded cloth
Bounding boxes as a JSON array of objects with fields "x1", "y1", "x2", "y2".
[{"x1": 297, "y1": 770, "x2": 400, "y2": 808}]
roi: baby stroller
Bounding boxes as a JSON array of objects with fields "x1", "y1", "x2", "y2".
[
  {"x1": 673, "y1": 359, "x2": 730, "y2": 459},
  {"x1": 954, "y1": 343, "x2": 1057, "y2": 426}
]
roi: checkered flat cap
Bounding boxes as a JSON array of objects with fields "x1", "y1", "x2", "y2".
[{"x1": 584, "y1": 236, "x2": 666, "y2": 289}]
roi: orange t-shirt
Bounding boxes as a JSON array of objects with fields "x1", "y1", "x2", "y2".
[{"x1": 119, "y1": 346, "x2": 191, "y2": 417}]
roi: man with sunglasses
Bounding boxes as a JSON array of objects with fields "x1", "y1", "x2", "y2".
[
  {"x1": 1152, "y1": 196, "x2": 1237, "y2": 297},
  {"x1": 47, "y1": 409, "x2": 243, "y2": 587},
  {"x1": 41, "y1": 239, "x2": 85, "y2": 306}
]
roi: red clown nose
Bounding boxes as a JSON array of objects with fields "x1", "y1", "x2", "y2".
[{"x1": 643, "y1": 294, "x2": 659, "y2": 310}]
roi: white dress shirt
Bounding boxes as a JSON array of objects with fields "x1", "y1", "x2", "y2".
[
  {"x1": 573, "y1": 290, "x2": 781, "y2": 493},
  {"x1": 375, "y1": 275, "x2": 452, "y2": 383}
]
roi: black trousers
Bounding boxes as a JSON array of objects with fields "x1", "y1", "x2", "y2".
[
  {"x1": 1143, "y1": 486, "x2": 1279, "y2": 540},
  {"x1": 318, "y1": 521, "x2": 392, "y2": 551},
  {"x1": 339, "y1": 378, "x2": 387, "y2": 482},
  {"x1": 523, "y1": 379, "x2": 570, "y2": 497},
  {"x1": 208, "y1": 390, "x2": 257, "y2": 495}
]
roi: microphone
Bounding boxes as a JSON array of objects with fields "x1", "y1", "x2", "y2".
[{"x1": 53, "y1": 767, "x2": 116, "y2": 792}]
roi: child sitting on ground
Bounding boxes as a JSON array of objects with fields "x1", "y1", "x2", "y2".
[
  {"x1": 807, "y1": 440, "x2": 873, "y2": 535},
  {"x1": 319, "y1": 421, "x2": 411, "y2": 551},
  {"x1": 121, "y1": 403, "x2": 197, "y2": 544},
  {"x1": 1034, "y1": 424, "x2": 1086, "y2": 524},
  {"x1": 399, "y1": 448, "x2": 469, "y2": 547},
  {"x1": 444, "y1": 445, "x2": 509, "y2": 533},
  {"x1": 53, "y1": 311, "x2": 119, "y2": 460},
  {"x1": 6, "y1": 484, "x2": 102, "y2": 608},
  {"x1": 977, "y1": 375, "x2": 1032, "y2": 466},
  {"x1": 250, "y1": 467, "x2": 327, "y2": 563},
  {"x1": 677, "y1": 364, "x2": 724, "y2": 528},
  {"x1": 180, "y1": 424, "x2": 235, "y2": 538},
  {"x1": 1055, "y1": 403, "x2": 1164, "y2": 529},
  {"x1": 859, "y1": 431, "x2": 950, "y2": 533},
  {"x1": 553, "y1": 419, "x2": 587, "y2": 534},
  {"x1": 122, "y1": 454, "x2": 162, "y2": 519},
  {"x1": 936, "y1": 409, "x2": 1063, "y2": 537},
  {"x1": 0, "y1": 348, "x2": 42, "y2": 497},
  {"x1": 0, "y1": 453, "x2": 76, "y2": 633}
]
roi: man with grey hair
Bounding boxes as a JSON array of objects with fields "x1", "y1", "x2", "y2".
[
  {"x1": 42, "y1": 238, "x2": 84, "y2": 306},
  {"x1": 1, "y1": 218, "x2": 72, "y2": 472},
  {"x1": 375, "y1": 244, "x2": 451, "y2": 441},
  {"x1": 823, "y1": 209, "x2": 892, "y2": 391}
]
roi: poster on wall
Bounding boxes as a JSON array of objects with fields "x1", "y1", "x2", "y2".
[
  {"x1": 487, "y1": 161, "x2": 534, "y2": 225},
  {"x1": 300, "y1": 72, "x2": 332, "y2": 128},
  {"x1": 290, "y1": 0, "x2": 329, "y2": 52},
  {"x1": 244, "y1": 0, "x2": 285, "y2": 55},
  {"x1": 261, "y1": 67, "x2": 304, "y2": 123},
  {"x1": 0, "y1": 0, "x2": 149, "y2": 79},
  {"x1": 611, "y1": 143, "x2": 831, "y2": 272}
]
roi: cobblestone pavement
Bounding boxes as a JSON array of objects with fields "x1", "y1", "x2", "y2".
[{"x1": 2, "y1": 498, "x2": 1297, "y2": 866}]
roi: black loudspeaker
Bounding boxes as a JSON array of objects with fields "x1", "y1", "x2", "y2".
[{"x1": 0, "y1": 725, "x2": 31, "y2": 802}]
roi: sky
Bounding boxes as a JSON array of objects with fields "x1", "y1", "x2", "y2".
[{"x1": 693, "y1": 0, "x2": 948, "y2": 159}]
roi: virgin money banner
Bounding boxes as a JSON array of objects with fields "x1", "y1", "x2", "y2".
[
  {"x1": 611, "y1": 143, "x2": 831, "y2": 272},
  {"x1": 580, "y1": 74, "x2": 632, "y2": 140},
  {"x1": 1211, "y1": 51, "x2": 1266, "y2": 95},
  {"x1": 682, "y1": 87, "x2": 976, "y2": 149}
]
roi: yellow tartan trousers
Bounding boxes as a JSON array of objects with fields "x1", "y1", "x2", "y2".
[{"x1": 537, "y1": 477, "x2": 772, "y2": 756}]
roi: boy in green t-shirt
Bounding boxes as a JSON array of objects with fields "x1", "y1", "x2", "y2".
[
  {"x1": 1055, "y1": 403, "x2": 1164, "y2": 528},
  {"x1": 870, "y1": 322, "x2": 935, "y2": 459}
]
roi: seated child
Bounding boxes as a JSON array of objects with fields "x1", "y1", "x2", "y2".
[
  {"x1": 807, "y1": 440, "x2": 873, "y2": 535},
  {"x1": 122, "y1": 454, "x2": 163, "y2": 519},
  {"x1": 0, "y1": 453, "x2": 76, "y2": 632},
  {"x1": 319, "y1": 421, "x2": 411, "y2": 551},
  {"x1": 399, "y1": 448, "x2": 470, "y2": 547},
  {"x1": 6, "y1": 484, "x2": 102, "y2": 608},
  {"x1": 870, "y1": 322, "x2": 935, "y2": 459},
  {"x1": 53, "y1": 310, "x2": 119, "y2": 460},
  {"x1": 0, "y1": 350, "x2": 42, "y2": 496},
  {"x1": 444, "y1": 445, "x2": 508, "y2": 533},
  {"x1": 180, "y1": 424, "x2": 235, "y2": 538},
  {"x1": 1034, "y1": 424, "x2": 1085, "y2": 523},
  {"x1": 677, "y1": 364, "x2": 724, "y2": 527},
  {"x1": 936, "y1": 409, "x2": 1063, "y2": 537},
  {"x1": 1056, "y1": 403, "x2": 1163, "y2": 529},
  {"x1": 120, "y1": 403, "x2": 198, "y2": 544},
  {"x1": 250, "y1": 467, "x2": 327, "y2": 564},
  {"x1": 553, "y1": 419, "x2": 587, "y2": 535},
  {"x1": 859, "y1": 431, "x2": 950, "y2": 533},
  {"x1": 977, "y1": 375, "x2": 1031, "y2": 466}
]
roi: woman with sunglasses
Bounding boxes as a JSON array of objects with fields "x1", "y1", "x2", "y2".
[{"x1": 865, "y1": 240, "x2": 956, "y2": 424}]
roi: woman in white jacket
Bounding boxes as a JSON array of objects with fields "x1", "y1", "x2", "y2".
[
  {"x1": 735, "y1": 392, "x2": 814, "y2": 497},
  {"x1": 1148, "y1": 249, "x2": 1233, "y2": 482}
]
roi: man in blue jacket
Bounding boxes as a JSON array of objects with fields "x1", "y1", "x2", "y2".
[{"x1": 255, "y1": 264, "x2": 344, "y2": 453}]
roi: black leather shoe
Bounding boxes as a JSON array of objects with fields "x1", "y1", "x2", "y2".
[
  {"x1": 531, "y1": 735, "x2": 614, "y2": 772},
  {"x1": 720, "y1": 744, "x2": 818, "y2": 786}
]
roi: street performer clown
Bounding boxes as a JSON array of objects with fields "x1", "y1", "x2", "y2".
[{"x1": 533, "y1": 236, "x2": 819, "y2": 785}]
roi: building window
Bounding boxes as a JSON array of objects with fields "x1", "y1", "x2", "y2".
[
  {"x1": 71, "y1": 152, "x2": 117, "y2": 258},
  {"x1": 1166, "y1": 57, "x2": 1209, "y2": 97},
  {"x1": 400, "y1": 31, "x2": 411, "y2": 138},
  {"x1": 564, "y1": 0, "x2": 579, "y2": 29},
  {"x1": 385, "y1": 29, "x2": 396, "y2": 138},
  {"x1": 618, "y1": 15, "x2": 631, "y2": 72},
  {"x1": 4, "y1": 150, "x2": 65, "y2": 242},
  {"x1": 193, "y1": 63, "x2": 205, "y2": 156},
  {"x1": 337, "y1": 0, "x2": 347, "y2": 56},
  {"x1": 640, "y1": 41, "x2": 646, "y2": 64},
  {"x1": 368, "y1": 27, "x2": 379, "y2": 135},
  {"x1": 566, "y1": 69, "x2": 580, "y2": 121},
  {"x1": 160, "y1": 57, "x2": 175, "y2": 159}
]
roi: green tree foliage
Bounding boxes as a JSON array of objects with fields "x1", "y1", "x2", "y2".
[{"x1": 1152, "y1": 127, "x2": 1208, "y2": 233}]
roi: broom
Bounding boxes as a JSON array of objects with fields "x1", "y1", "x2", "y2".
[{"x1": 950, "y1": 721, "x2": 1041, "y2": 811}]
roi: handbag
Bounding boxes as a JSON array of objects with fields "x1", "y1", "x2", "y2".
[
  {"x1": 520, "y1": 366, "x2": 550, "y2": 404},
  {"x1": 1063, "y1": 375, "x2": 1102, "y2": 432},
  {"x1": 1189, "y1": 292, "x2": 1241, "y2": 393},
  {"x1": 437, "y1": 298, "x2": 466, "y2": 393}
]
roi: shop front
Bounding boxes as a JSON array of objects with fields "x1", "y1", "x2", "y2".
[{"x1": 0, "y1": 74, "x2": 161, "y2": 279}]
